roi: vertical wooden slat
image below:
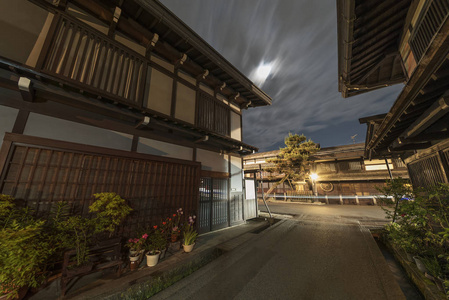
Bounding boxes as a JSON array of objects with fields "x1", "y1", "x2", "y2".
[
  {"x1": 51, "y1": 20, "x2": 71, "y2": 73},
  {"x1": 47, "y1": 151, "x2": 64, "y2": 203},
  {"x1": 106, "y1": 48, "x2": 120, "y2": 92},
  {"x1": 23, "y1": 149, "x2": 42, "y2": 200},
  {"x1": 80, "y1": 35, "x2": 97, "y2": 83},
  {"x1": 59, "y1": 24, "x2": 77, "y2": 75},
  {"x1": 34, "y1": 150, "x2": 53, "y2": 213},
  {"x1": 10, "y1": 147, "x2": 29, "y2": 197},
  {"x1": 100, "y1": 45, "x2": 115, "y2": 90},
  {"x1": 59, "y1": 152, "x2": 75, "y2": 199}
]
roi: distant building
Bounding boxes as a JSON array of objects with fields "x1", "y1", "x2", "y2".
[
  {"x1": 243, "y1": 143, "x2": 409, "y2": 204},
  {"x1": 337, "y1": 0, "x2": 449, "y2": 188},
  {"x1": 0, "y1": 0, "x2": 271, "y2": 234}
]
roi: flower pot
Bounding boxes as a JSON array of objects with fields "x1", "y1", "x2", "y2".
[
  {"x1": 183, "y1": 243, "x2": 195, "y2": 253},
  {"x1": 146, "y1": 251, "x2": 161, "y2": 267},
  {"x1": 413, "y1": 256, "x2": 427, "y2": 273},
  {"x1": 168, "y1": 241, "x2": 181, "y2": 253},
  {"x1": 159, "y1": 248, "x2": 167, "y2": 260},
  {"x1": 129, "y1": 249, "x2": 138, "y2": 256},
  {"x1": 171, "y1": 234, "x2": 179, "y2": 243},
  {"x1": 129, "y1": 255, "x2": 140, "y2": 262},
  {"x1": 130, "y1": 260, "x2": 139, "y2": 271}
]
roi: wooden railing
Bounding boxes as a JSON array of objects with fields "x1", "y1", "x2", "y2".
[
  {"x1": 38, "y1": 13, "x2": 235, "y2": 138},
  {"x1": 40, "y1": 13, "x2": 147, "y2": 107}
]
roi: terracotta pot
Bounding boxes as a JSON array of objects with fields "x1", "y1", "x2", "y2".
[
  {"x1": 146, "y1": 251, "x2": 161, "y2": 267},
  {"x1": 168, "y1": 241, "x2": 181, "y2": 253},
  {"x1": 183, "y1": 243, "x2": 195, "y2": 253},
  {"x1": 130, "y1": 260, "x2": 139, "y2": 271},
  {"x1": 171, "y1": 234, "x2": 179, "y2": 243}
]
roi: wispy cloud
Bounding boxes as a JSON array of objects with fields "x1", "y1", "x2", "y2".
[{"x1": 161, "y1": 0, "x2": 402, "y2": 151}]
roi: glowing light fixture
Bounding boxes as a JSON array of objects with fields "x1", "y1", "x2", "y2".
[{"x1": 310, "y1": 173, "x2": 318, "y2": 181}]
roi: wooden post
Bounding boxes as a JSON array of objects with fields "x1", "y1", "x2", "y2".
[{"x1": 284, "y1": 192, "x2": 286, "y2": 201}]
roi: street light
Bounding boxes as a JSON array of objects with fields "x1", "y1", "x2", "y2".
[{"x1": 310, "y1": 173, "x2": 318, "y2": 199}]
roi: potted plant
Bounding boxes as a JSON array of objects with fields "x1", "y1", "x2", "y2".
[
  {"x1": 182, "y1": 215, "x2": 198, "y2": 253},
  {"x1": 126, "y1": 233, "x2": 148, "y2": 260},
  {"x1": 168, "y1": 209, "x2": 183, "y2": 252},
  {"x1": 125, "y1": 233, "x2": 148, "y2": 271},
  {"x1": 0, "y1": 195, "x2": 54, "y2": 299},
  {"x1": 145, "y1": 231, "x2": 161, "y2": 267},
  {"x1": 152, "y1": 227, "x2": 168, "y2": 260}
]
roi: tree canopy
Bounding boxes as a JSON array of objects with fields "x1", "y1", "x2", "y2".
[{"x1": 265, "y1": 133, "x2": 319, "y2": 192}]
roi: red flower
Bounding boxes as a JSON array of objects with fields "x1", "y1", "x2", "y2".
[
  {"x1": 173, "y1": 214, "x2": 176, "y2": 217},
  {"x1": 153, "y1": 225, "x2": 158, "y2": 229},
  {"x1": 162, "y1": 222, "x2": 166, "y2": 225}
]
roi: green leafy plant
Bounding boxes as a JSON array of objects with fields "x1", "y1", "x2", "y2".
[
  {"x1": 89, "y1": 192, "x2": 133, "y2": 234},
  {"x1": 0, "y1": 195, "x2": 54, "y2": 299},
  {"x1": 146, "y1": 229, "x2": 167, "y2": 254},
  {"x1": 420, "y1": 256, "x2": 443, "y2": 278},
  {"x1": 183, "y1": 226, "x2": 198, "y2": 246}
]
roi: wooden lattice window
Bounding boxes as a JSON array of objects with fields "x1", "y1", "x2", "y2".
[{"x1": 196, "y1": 91, "x2": 230, "y2": 136}]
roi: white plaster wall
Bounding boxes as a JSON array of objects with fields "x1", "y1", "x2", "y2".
[
  {"x1": 0, "y1": 0, "x2": 48, "y2": 64},
  {"x1": 230, "y1": 156, "x2": 243, "y2": 192},
  {"x1": 137, "y1": 137, "x2": 193, "y2": 161},
  {"x1": 23, "y1": 113, "x2": 133, "y2": 151},
  {"x1": 197, "y1": 149, "x2": 228, "y2": 172},
  {"x1": 230, "y1": 111, "x2": 242, "y2": 141},
  {"x1": 0, "y1": 106, "x2": 19, "y2": 143},
  {"x1": 175, "y1": 83, "x2": 196, "y2": 124},
  {"x1": 146, "y1": 68, "x2": 173, "y2": 116}
]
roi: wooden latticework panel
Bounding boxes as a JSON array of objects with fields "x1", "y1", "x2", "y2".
[
  {"x1": 196, "y1": 92, "x2": 230, "y2": 136},
  {"x1": 0, "y1": 134, "x2": 200, "y2": 235},
  {"x1": 408, "y1": 154, "x2": 447, "y2": 188}
]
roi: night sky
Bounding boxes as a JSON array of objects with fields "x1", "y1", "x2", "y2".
[{"x1": 160, "y1": 0, "x2": 403, "y2": 151}]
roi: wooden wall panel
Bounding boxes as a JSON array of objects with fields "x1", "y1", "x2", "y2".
[{"x1": 0, "y1": 134, "x2": 200, "y2": 236}]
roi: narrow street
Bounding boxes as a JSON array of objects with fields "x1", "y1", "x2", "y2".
[
  {"x1": 258, "y1": 200, "x2": 391, "y2": 226},
  {"x1": 153, "y1": 204, "x2": 405, "y2": 300}
]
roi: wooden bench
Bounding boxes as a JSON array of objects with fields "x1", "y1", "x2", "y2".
[{"x1": 61, "y1": 237, "x2": 123, "y2": 296}]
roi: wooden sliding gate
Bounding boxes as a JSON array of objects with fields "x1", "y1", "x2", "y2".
[{"x1": 0, "y1": 133, "x2": 200, "y2": 235}]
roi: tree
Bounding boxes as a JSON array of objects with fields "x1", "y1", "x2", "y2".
[{"x1": 264, "y1": 133, "x2": 319, "y2": 194}]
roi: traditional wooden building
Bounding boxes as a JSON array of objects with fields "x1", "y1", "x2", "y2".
[
  {"x1": 243, "y1": 143, "x2": 408, "y2": 204},
  {"x1": 0, "y1": 0, "x2": 271, "y2": 234},
  {"x1": 337, "y1": 0, "x2": 449, "y2": 188}
]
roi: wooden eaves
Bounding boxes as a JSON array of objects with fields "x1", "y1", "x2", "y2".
[
  {"x1": 337, "y1": 0, "x2": 409, "y2": 98},
  {"x1": 366, "y1": 16, "x2": 449, "y2": 156}
]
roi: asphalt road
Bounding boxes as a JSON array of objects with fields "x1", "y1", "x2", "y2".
[
  {"x1": 153, "y1": 216, "x2": 404, "y2": 299},
  {"x1": 259, "y1": 200, "x2": 391, "y2": 225}
]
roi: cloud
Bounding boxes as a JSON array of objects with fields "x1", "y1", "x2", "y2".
[{"x1": 161, "y1": 0, "x2": 402, "y2": 151}]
